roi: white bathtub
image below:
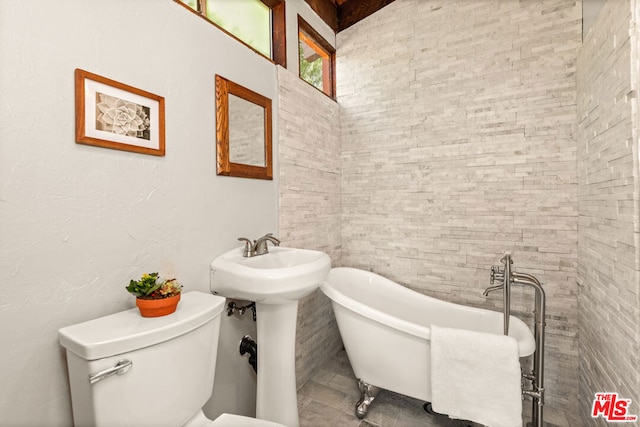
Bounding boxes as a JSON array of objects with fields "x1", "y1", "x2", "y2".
[{"x1": 321, "y1": 267, "x2": 535, "y2": 408}]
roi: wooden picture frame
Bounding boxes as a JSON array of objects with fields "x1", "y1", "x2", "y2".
[
  {"x1": 215, "y1": 75, "x2": 272, "y2": 180},
  {"x1": 75, "y1": 69, "x2": 165, "y2": 156}
]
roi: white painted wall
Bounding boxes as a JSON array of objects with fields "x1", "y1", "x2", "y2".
[{"x1": 0, "y1": 1, "x2": 284, "y2": 425}]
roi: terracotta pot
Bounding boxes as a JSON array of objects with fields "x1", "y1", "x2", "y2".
[{"x1": 136, "y1": 294, "x2": 181, "y2": 318}]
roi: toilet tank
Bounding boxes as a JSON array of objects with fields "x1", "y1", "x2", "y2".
[{"x1": 58, "y1": 291, "x2": 226, "y2": 427}]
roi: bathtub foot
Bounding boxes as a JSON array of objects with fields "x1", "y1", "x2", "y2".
[{"x1": 355, "y1": 379, "x2": 379, "y2": 419}]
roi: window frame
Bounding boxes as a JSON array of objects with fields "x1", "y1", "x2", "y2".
[
  {"x1": 297, "y1": 15, "x2": 336, "y2": 99},
  {"x1": 174, "y1": 0, "x2": 286, "y2": 67}
]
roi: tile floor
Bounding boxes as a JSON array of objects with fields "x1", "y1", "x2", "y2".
[{"x1": 297, "y1": 349, "x2": 573, "y2": 427}]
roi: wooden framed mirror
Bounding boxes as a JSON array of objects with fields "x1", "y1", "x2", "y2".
[{"x1": 215, "y1": 75, "x2": 273, "y2": 180}]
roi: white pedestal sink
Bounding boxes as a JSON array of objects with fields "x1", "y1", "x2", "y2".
[{"x1": 210, "y1": 246, "x2": 331, "y2": 426}]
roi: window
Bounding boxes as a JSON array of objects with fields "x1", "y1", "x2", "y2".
[
  {"x1": 298, "y1": 16, "x2": 336, "y2": 99},
  {"x1": 177, "y1": 0, "x2": 285, "y2": 66}
]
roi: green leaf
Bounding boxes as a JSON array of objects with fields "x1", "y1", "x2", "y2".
[{"x1": 143, "y1": 283, "x2": 162, "y2": 296}]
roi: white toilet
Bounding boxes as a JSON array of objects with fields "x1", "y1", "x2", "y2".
[{"x1": 58, "y1": 291, "x2": 284, "y2": 427}]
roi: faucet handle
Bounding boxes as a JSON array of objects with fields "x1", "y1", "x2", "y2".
[
  {"x1": 237, "y1": 237, "x2": 254, "y2": 257},
  {"x1": 490, "y1": 265, "x2": 504, "y2": 284}
]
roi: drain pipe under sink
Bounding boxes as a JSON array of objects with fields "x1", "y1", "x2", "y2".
[{"x1": 239, "y1": 335, "x2": 257, "y2": 373}]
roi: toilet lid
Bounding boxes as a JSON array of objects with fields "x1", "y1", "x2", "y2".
[{"x1": 211, "y1": 413, "x2": 285, "y2": 427}]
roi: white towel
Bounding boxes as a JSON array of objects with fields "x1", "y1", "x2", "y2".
[{"x1": 430, "y1": 325, "x2": 522, "y2": 427}]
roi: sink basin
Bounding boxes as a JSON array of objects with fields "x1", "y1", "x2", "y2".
[{"x1": 210, "y1": 246, "x2": 331, "y2": 304}]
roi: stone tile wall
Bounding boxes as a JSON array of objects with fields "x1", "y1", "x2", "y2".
[
  {"x1": 337, "y1": 0, "x2": 581, "y2": 413},
  {"x1": 577, "y1": 0, "x2": 640, "y2": 423},
  {"x1": 277, "y1": 66, "x2": 344, "y2": 389}
]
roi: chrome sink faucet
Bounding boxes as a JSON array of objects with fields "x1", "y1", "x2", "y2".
[{"x1": 237, "y1": 233, "x2": 281, "y2": 257}]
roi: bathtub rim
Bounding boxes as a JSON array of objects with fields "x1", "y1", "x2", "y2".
[
  {"x1": 321, "y1": 272, "x2": 430, "y2": 340},
  {"x1": 321, "y1": 267, "x2": 535, "y2": 357}
]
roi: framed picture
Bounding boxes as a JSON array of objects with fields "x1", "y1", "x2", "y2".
[{"x1": 75, "y1": 69, "x2": 165, "y2": 156}]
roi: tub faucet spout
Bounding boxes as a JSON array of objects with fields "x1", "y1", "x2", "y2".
[{"x1": 482, "y1": 283, "x2": 503, "y2": 297}]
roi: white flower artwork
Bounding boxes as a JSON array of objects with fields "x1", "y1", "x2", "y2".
[
  {"x1": 95, "y1": 93, "x2": 151, "y2": 140},
  {"x1": 75, "y1": 69, "x2": 165, "y2": 156}
]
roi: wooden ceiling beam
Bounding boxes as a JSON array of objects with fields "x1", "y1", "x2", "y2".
[
  {"x1": 337, "y1": 0, "x2": 396, "y2": 32},
  {"x1": 302, "y1": 0, "x2": 338, "y2": 33},
  {"x1": 302, "y1": 0, "x2": 396, "y2": 33}
]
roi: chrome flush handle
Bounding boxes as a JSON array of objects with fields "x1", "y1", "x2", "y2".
[{"x1": 88, "y1": 359, "x2": 132, "y2": 385}]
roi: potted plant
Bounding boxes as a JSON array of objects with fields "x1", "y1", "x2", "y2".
[{"x1": 126, "y1": 272, "x2": 182, "y2": 317}]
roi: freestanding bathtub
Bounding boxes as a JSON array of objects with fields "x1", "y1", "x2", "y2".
[{"x1": 321, "y1": 267, "x2": 536, "y2": 418}]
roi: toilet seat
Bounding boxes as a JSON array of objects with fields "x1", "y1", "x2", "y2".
[{"x1": 184, "y1": 410, "x2": 285, "y2": 427}]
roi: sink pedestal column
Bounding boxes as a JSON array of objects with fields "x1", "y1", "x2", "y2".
[{"x1": 255, "y1": 301, "x2": 299, "y2": 427}]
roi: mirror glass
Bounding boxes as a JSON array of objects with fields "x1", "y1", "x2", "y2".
[
  {"x1": 228, "y1": 94, "x2": 265, "y2": 167},
  {"x1": 215, "y1": 75, "x2": 272, "y2": 180}
]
